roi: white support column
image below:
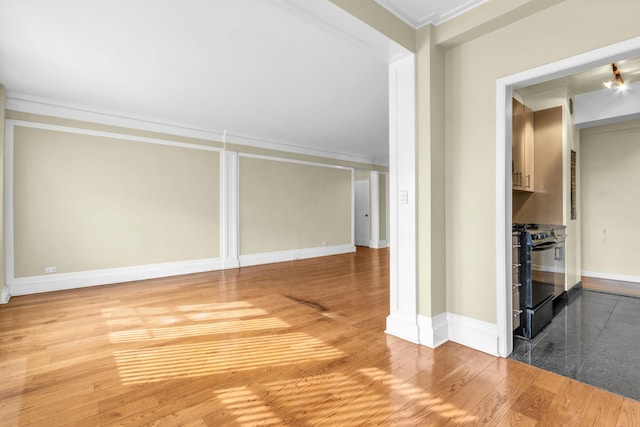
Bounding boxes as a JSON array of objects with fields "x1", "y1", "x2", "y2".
[
  {"x1": 222, "y1": 151, "x2": 240, "y2": 269},
  {"x1": 386, "y1": 54, "x2": 419, "y2": 343},
  {"x1": 369, "y1": 171, "x2": 380, "y2": 248}
]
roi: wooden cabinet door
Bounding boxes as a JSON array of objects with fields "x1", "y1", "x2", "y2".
[
  {"x1": 512, "y1": 98, "x2": 534, "y2": 193},
  {"x1": 512, "y1": 98, "x2": 525, "y2": 190},
  {"x1": 523, "y1": 105, "x2": 535, "y2": 191}
]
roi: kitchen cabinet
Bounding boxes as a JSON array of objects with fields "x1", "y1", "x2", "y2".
[{"x1": 512, "y1": 98, "x2": 534, "y2": 192}]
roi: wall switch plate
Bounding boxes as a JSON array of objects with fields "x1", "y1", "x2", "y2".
[
  {"x1": 400, "y1": 190, "x2": 409, "y2": 204},
  {"x1": 45, "y1": 266, "x2": 57, "y2": 274}
]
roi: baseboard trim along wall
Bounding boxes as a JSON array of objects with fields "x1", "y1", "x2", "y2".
[
  {"x1": 385, "y1": 315, "x2": 420, "y2": 344},
  {"x1": 581, "y1": 270, "x2": 640, "y2": 284},
  {"x1": 1, "y1": 245, "x2": 357, "y2": 302},
  {"x1": 416, "y1": 312, "x2": 499, "y2": 356},
  {"x1": 417, "y1": 312, "x2": 448, "y2": 348},
  {"x1": 369, "y1": 239, "x2": 389, "y2": 249},
  {"x1": 0, "y1": 286, "x2": 10, "y2": 304},
  {"x1": 239, "y1": 244, "x2": 355, "y2": 267},
  {"x1": 7, "y1": 258, "x2": 222, "y2": 298}
]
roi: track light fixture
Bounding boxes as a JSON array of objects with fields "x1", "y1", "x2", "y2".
[{"x1": 604, "y1": 62, "x2": 626, "y2": 90}]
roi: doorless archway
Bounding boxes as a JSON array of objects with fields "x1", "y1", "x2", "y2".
[{"x1": 495, "y1": 36, "x2": 640, "y2": 357}]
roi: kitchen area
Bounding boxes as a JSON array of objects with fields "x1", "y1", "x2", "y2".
[{"x1": 507, "y1": 67, "x2": 640, "y2": 402}]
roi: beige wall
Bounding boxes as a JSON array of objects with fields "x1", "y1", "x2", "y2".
[
  {"x1": 239, "y1": 156, "x2": 352, "y2": 255},
  {"x1": 443, "y1": 0, "x2": 640, "y2": 322},
  {"x1": 329, "y1": 0, "x2": 415, "y2": 52},
  {"x1": 581, "y1": 119, "x2": 640, "y2": 277},
  {"x1": 416, "y1": 25, "x2": 447, "y2": 317},
  {"x1": 3, "y1": 110, "x2": 380, "y2": 286},
  {"x1": 12, "y1": 124, "x2": 220, "y2": 277}
]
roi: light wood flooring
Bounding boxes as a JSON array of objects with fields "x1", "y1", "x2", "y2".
[
  {"x1": 583, "y1": 275, "x2": 640, "y2": 298},
  {"x1": 1, "y1": 248, "x2": 638, "y2": 426}
]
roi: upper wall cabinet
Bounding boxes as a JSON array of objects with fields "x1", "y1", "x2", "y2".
[{"x1": 512, "y1": 98, "x2": 535, "y2": 192}]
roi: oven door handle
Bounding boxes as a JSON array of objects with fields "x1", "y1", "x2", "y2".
[{"x1": 532, "y1": 241, "x2": 557, "y2": 251}]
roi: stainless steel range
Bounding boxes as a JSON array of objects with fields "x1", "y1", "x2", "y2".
[{"x1": 513, "y1": 223, "x2": 566, "y2": 339}]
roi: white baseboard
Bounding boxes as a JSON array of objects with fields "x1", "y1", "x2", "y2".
[
  {"x1": 239, "y1": 244, "x2": 355, "y2": 267},
  {"x1": 446, "y1": 312, "x2": 499, "y2": 356},
  {"x1": 0, "y1": 286, "x2": 10, "y2": 304},
  {"x1": 369, "y1": 240, "x2": 389, "y2": 249},
  {"x1": 417, "y1": 312, "x2": 448, "y2": 348},
  {"x1": 385, "y1": 314, "x2": 420, "y2": 343},
  {"x1": 413, "y1": 312, "x2": 499, "y2": 356},
  {"x1": 8, "y1": 258, "x2": 222, "y2": 297},
  {"x1": 582, "y1": 270, "x2": 640, "y2": 284},
  {"x1": 223, "y1": 259, "x2": 240, "y2": 269}
]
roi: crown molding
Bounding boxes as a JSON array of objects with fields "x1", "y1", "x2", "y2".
[
  {"x1": 6, "y1": 92, "x2": 387, "y2": 167},
  {"x1": 374, "y1": 0, "x2": 488, "y2": 28}
]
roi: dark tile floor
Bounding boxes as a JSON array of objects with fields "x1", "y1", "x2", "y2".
[{"x1": 509, "y1": 289, "x2": 640, "y2": 402}]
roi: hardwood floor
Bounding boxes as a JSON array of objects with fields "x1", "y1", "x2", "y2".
[
  {"x1": 1, "y1": 248, "x2": 638, "y2": 426},
  {"x1": 583, "y1": 275, "x2": 640, "y2": 298}
]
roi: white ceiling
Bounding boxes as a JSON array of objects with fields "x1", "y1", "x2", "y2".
[
  {"x1": 375, "y1": 0, "x2": 488, "y2": 27},
  {"x1": 0, "y1": 0, "x2": 405, "y2": 166}
]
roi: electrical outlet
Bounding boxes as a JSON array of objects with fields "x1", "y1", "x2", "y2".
[
  {"x1": 45, "y1": 266, "x2": 57, "y2": 274},
  {"x1": 322, "y1": 241, "x2": 327, "y2": 246}
]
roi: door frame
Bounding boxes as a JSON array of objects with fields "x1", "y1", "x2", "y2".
[{"x1": 495, "y1": 36, "x2": 640, "y2": 357}]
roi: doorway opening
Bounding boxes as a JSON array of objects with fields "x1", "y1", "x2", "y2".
[{"x1": 496, "y1": 37, "x2": 640, "y2": 357}]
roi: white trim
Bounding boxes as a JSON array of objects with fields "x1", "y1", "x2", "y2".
[
  {"x1": 239, "y1": 244, "x2": 355, "y2": 268},
  {"x1": 374, "y1": 0, "x2": 487, "y2": 28},
  {"x1": 351, "y1": 169, "x2": 356, "y2": 248},
  {"x1": 4, "y1": 122, "x2": 15, "y2": 287},
  {"x1": 495, "y1": 36, "x2": 640, "y2": 358},
  {"x1": 417, "y1": 312, "x2": 498, "y2": 356},
  {"x1": 237, "y1": 151, "x2": 355, "y2": 171},
  {"x1": 369, "y1": 171, "x2": 380, "y2": 248},
  {"x1": 6, "y1": 93, "x2": 225, "y2": 143},
  {"x1": 222, "y1": 151, "x2": 240, "y2": 269},
  {"x1": 417, "y1": 313, "x2": 448, "y2": 348},
  {"x1": 6, "y1": 92, "x2": 387, "y2": 167},
  {"x1": 6, "y1": 119, "x2": 220, "y2": 153},
  {"x1": 582, "y1": 270, "x2": 640, "y2": 284},
  {"x1": 385, "y1": 315, "x2": 420, "y2": 343},
  {"x1": 447, "y1": 313, "x2": 499, "y2": 356},
  {"x1": 8, "y1": 258, "x2": 221, "y2": 297},
  {"x1": 385, "y1": 54, "x2": 418, "y2": 343},
  {"x1": 0, "y1": 286, "x2": 10, "y2": 304}
]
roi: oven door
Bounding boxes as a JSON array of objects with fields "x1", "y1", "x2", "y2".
[{"x1": 530, "y1": 242, "x2": 558, "y2": 307}]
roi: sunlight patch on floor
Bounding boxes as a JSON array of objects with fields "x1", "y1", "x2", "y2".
[
  {"x1": 114, "y1": 332, "x2": 345, "y2": 384},
  {"x1": 108, "y1": 317, "x2": 290, "y2": 343}
]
